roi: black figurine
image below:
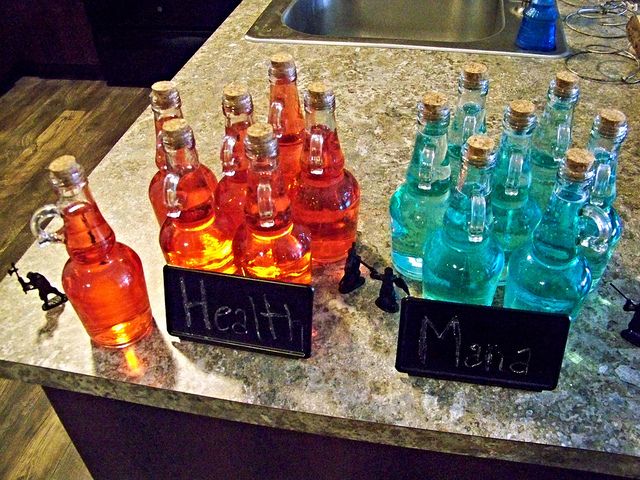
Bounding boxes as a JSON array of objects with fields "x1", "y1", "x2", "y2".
[
  {"x1": 611, "y1": 283, "x2": 640, "y2": 347},
  {"x1": 8, "y1": 263, "x2": 67, "y2": 311},
  {"x1": 370, "y1": 266, "x2": 410, "y2": 313},
  {"x1": 338, "y1": 243, "x2": 367, "y2": 294}
]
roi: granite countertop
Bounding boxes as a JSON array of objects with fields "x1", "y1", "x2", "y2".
[{"x1": 0, "y1": 0, "x2": 639, "y2": 477}]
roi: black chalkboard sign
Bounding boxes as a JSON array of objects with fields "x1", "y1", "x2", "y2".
[
  {"x1": 395, "y1": 297, "x2": 570, "y2": 391},
  {"x1": 164, "y1": 265, "x2": 313, "y2": 358}
]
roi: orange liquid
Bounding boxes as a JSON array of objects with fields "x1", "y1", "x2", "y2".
[
  {"x1": 233, "y1": 223, "x2": 311, "y2": 284},
  {"x1": 292, "y1": 127, "x2": 360, "y2": 263},
  {"x1": 270, "y1": 81, "x2": 304, "y2": 190},
  {"x1": 61, "y1": 202, "x2": 153, "y2": 348},
  {"x1": 160, "y1": 169, "x2": 235, "y2": 273}
]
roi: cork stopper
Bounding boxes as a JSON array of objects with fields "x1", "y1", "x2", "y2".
[
  {"x1": 506, "y1": 99, "x2": 536, "y2": 131},
  {"x1": 596, "y1": 108, "x2": 627, "y2": 138},
  {"x1": 222, "y1": 82, "x2": 253, "y2": 115},
  {"x1": 418, "y1": 91, "x2": 450, "y2": 122},
  {"x1": 162, "y1": 118, "x2": 194, "y2": 150},
  {"x1": 553, "y1": 71, "x2": 579, "y2": 98},
  {"x1": 461, "y1": 62, "x2": 488, "y2": 88},
  {"x1": 563, "y1": 148, "x2": 595, "y2": 180},
  {"x1": 464, "y1": 135, "x2": 496, "y2": 167},
  {"x1": 48, "y1": 155, "x2": 86, "y2": 187},
  {"x1": 245, "y1": 122, "x2": 278, "y2": 158},
  {"x1": 304, "y1": 81, "x2": 336, "y2": 111},
  {"x1": 269, "y1": 52, "x2": 297, "y2": 80},
  {"x1": 150, "y1": 81, "x2": 181, "y2": 110}
]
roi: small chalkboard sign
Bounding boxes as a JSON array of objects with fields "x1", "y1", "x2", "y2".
[
  {"x1": 164, "y1": 265, "x2": 313, "y2": 358},
  {"x1": 395, "y1": 297, "x2": 570, "y2": 391}
]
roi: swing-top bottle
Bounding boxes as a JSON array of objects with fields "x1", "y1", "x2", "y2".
[
  {"x1": 529, "y1": 71, "x2": 580, "y2": 211},
  {"x1": 422, "y1": 135, "x2": 504, "y2": 306},
  {"x1": 580, "y1": 108, "x2": 628, "y2": 292},
  {"x1": 268, "y1": 52, "x2": 305, "y2": 191},
  {"x1": 390, "y1": 91, "x2": 451, "y2": 280},
  {"x1": 504, "y1": 148, "x2": 612, "y2": 320},
  {"x1": 215, "y1": 82, "x2": 254, "y2": 231},
  {"x1": 31, "y1": 156, "x2": 153, "y2": 348},
  {"x1": 233, "y1": 123, "x2": 312, "y2": 284},
  {"x1": 148, "y1": 81, "x2": 217, "y2": 224},
  {"x1": 492, "y1": 99, "x2": 541, "y2": 277},
  {"x1": 291, "y1": 81, "x2": 360, "y2": 264},
  {"x1": 446, "y1": 62, "x2": 489, "y2": 183},
  {"x1": 159, "y1": 119, "x2": 235, "y2": 273}
]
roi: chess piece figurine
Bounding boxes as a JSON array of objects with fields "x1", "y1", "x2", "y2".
[
  {"x1": 338, "y1": 243, "x2": 366, "y2": 294},
  {"x1": 370, "y1": 267, "x2": 410, "y2": 313},
  {"x1": 8, "y1": 263, "x2": 67, "y2": 311},
  {"x1": 611, "y1": 283, "x2": 640, "y2": 347}
]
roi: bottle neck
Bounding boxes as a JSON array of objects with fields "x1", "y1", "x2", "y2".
[
  {"x1": 406, "y1": 116, "x2": 450, "y2": 194},
  {"x1": 449, "y1": 83, "x2": 488, "y2": 147},
  {"x1": 222, "y1": 112, "x2": 253, "y2": 176},
  {"x1": 154, "y1": 107, "x2": 184, "y2": 169},
  {"x1": 587, "y1": 128, "x2": 627, "y2": 209},
  {"x1": 300, "y1": 108, "x2": 345, "y2": 179},
  {"x1": 245, "y1": 149, "x2": 291, "y2": 232},
  {"x1": 531, "y1": 90, "x2": 578, "y2": 165},
  {"x1": 444, "y1": 160, "x2": 494, "y2": 245},
  {"x1": 269, "y1": 78, "x2": 304, "y2": 138},
  {"x1": 58, "y1": 183, "x2": 116, "y2": 263},
  {"x1": 493, "y1": 122, "x2": 536, "y2": 201},
  {"x1": 532, "y1": 172, "x2": 590, "y2": 263}
]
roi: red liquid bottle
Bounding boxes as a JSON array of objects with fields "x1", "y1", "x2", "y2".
[
  {"x1": 148, "y1": 81, "x2": 217, "y2": 224},
  {"x1": 214, "y1": 82, "x2": 254, "y2": 231},
  {"x1": 159, "y1": 119, "x2": 236, "y2": 273},
  {"x1": 291, "y1": 82, "x2": 360, "y2": 263},
  {"x1": 268, "y1": 52, "x2": 305, "y2": 191},
  {"x1": 31, "y1": 156, "x2": 153, "y2": 348},
  {"x1": 233, "y1": 123, "x2": 312, "y2": 284}
]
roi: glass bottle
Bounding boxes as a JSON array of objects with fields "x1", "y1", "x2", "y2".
[
  {"x1": 215, "y1": 82, "x2": 254, "y2": 231},
  {"x1": 31, "y1": 156, "x2": 153, "y2": 348},
  {"x1": 159, "y1": 119, "x2": 235, "y2": 273},
  {"x1": 422, "y1": 135, "x2": 504, "y2": 306},
  {"x1": 515, "y1": 0, "x2": 559, "y2": 52},
  {"x1": 148, "y1": 81, "x2": 218, "y2": 225},
  {"x1": 580, "y1": 108, "x2": 628, "y2": 292},
  {"x1": 446, "y1": 62, "x2": 489, "y2": 184},
  {"x1": 492, "y1": 100, "x2": 541, "y2": 280},
  {"x1": 529, "y1": 71, "x2": 580, "y2": 212},
  {"x1": 268, "y1": 52, "x2": 305, "y2": 191},
  {"x1": 291, "y1": 81, "x2": 360, "y2": 264},
  {"x1": 504, "y1": 148, "x2": 612, "y2": 320},
  {"x1": 233, "y1": 123, "x2": 312, "y2": 284},
  {"x1": 389, "y1": 91, "x2": 451, "y2": 280}
]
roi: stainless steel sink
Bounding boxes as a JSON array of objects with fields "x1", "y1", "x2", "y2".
[{"x1": 246, "y1": 0, "x2": 569, "y2": 58}]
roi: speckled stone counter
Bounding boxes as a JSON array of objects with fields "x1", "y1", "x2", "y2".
[{"x1": 0, "y1": 0, "x2": 639, "y2": 477}]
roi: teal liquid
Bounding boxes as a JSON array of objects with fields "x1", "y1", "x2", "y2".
[
  {"x1": 448, "y1": 103, "x2": 485, "y2": 183},
  {"x1": 529, "y1": 149, "x2": 559, "y2": 212},
  {"x1": 390, "y1": 186, "x2": 449, "y2": 280},
  {"x1": 581, "y1": 207, "x2": 623, "y2": 292}
]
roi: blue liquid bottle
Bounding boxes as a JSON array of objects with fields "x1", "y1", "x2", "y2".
[
  {"x1": 580, "y1": 109, "x2": 628, "y2": 292},
  {"x1": 446, "y1": 63, "x2": 489, "y2": 183},
  {"x1": 515, "y1": 0, "x2": 559, "y2": 52},
  {"x1": 422, "y1": 135, "x2": 504, "y2": 306},
  {"x1": 504, "y1": 149, "x2": 612, "y2": 320},
  {"x1": 492, "y1": 100, "x2": 541, "y2": 281},
  {"x1": 529, "y1": 71, "x2": 580, "y2": 212},
  {"x1": 390, "y1": 91, "x2": 451, "y2": 280}
]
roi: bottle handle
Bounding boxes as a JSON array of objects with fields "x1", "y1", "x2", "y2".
[
  {"x1": 30, "y1": 204, "x2": 64, "y2": 245},
  {"x1": 220, "y1": 135, "x2": 237, "y2": 175},
  {"x1": 309, "y1": 132, "x2": 324, "y2": 175},
  {"x1": 579, "y1": 204, "x2": 612, "y2": 251},
  {"x1": 591, "y1": 163, "x2": 611, "y2": 207},
  {"x1": 504, "y1": 151, "x2": 524, "y2": 197},
  {"x1": 269, "y1": 100, "x2": 284, "y2": 137},
  {"x1": 468, "y1": 194, "x2": 486, "y2": 243},
  {"x1": 164, "y1": 172, "x2": 181, "y2": 218},
  {"x1": 462, "y1": 114, "x2": 477, "y2": 144},
  {"x1": 553, "y1": 123, "x2": 571, "y2": 161},
  {"x1": 257, "y1": 181, "x2": 275, "y2": 228},
  {"x1": 418, "y1": 145, "x2": 436, "y2": 190}
]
